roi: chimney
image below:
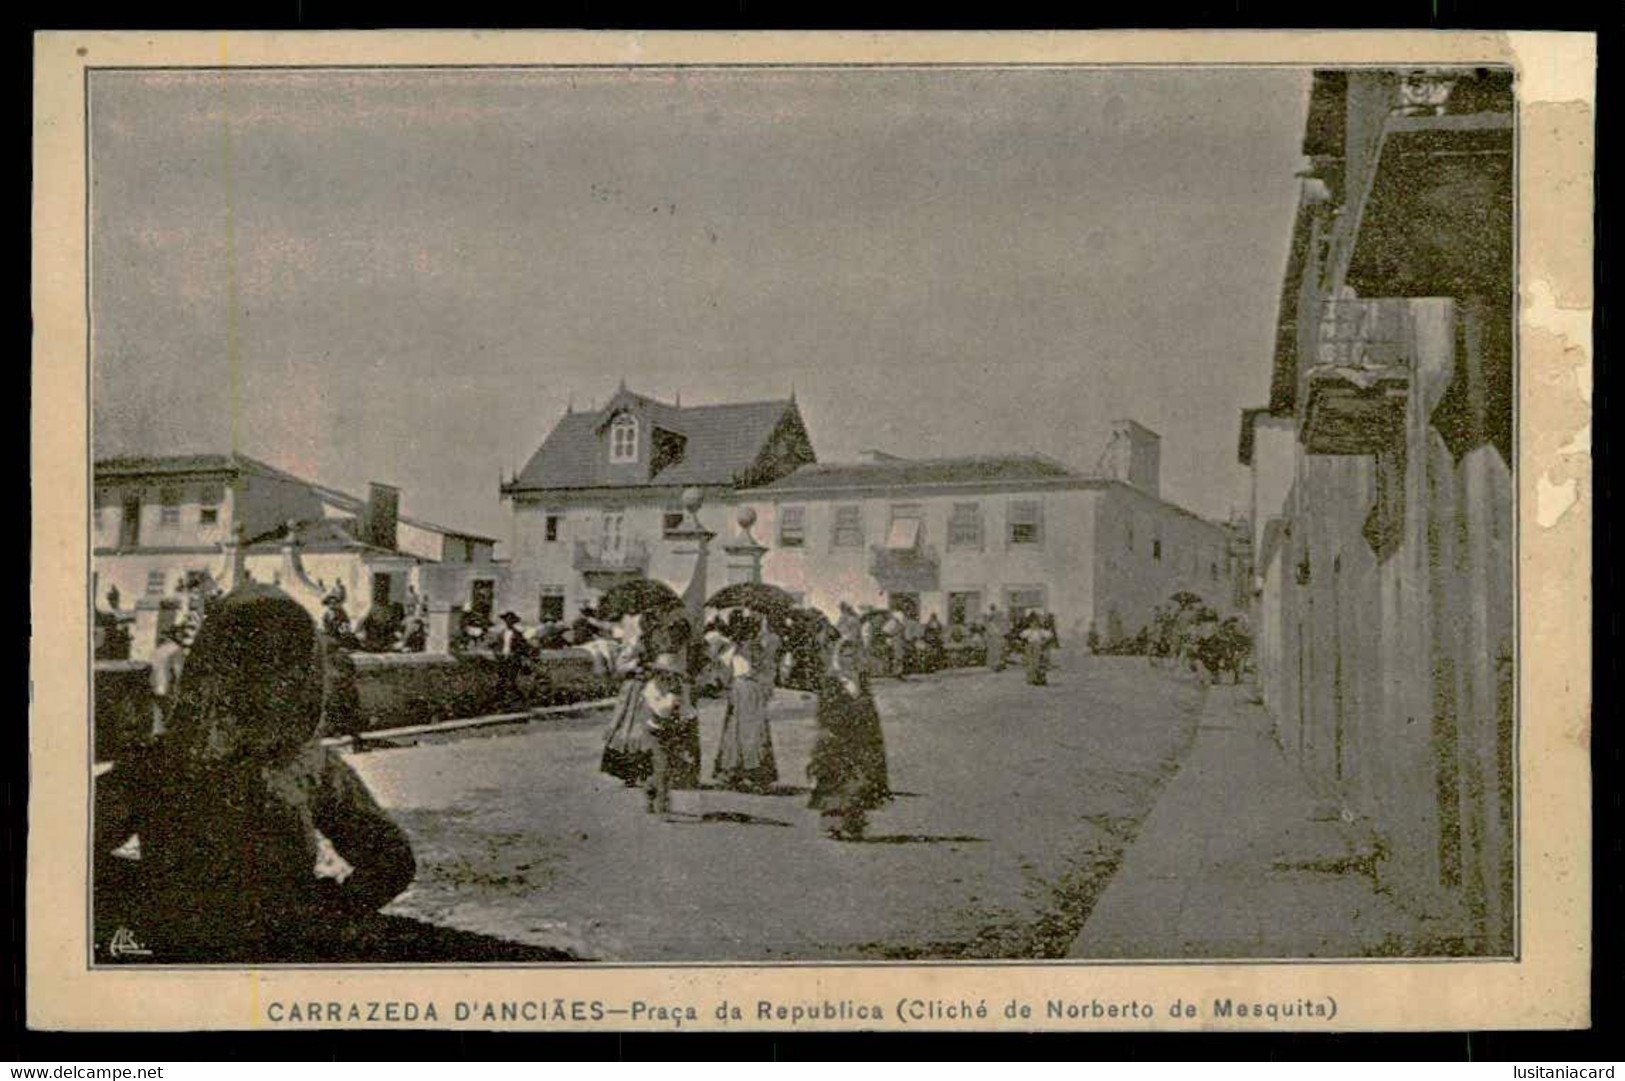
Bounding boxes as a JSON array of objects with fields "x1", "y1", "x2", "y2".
[
  {"x1": 1101, "y1": 421, "x2": 1161, "y2": 498},
  {"x1": 364, "y1": 482, "x2": 400, "y2": 550}
]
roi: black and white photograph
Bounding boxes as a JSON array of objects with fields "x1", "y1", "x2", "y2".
[
  {"x1": 79, "y1": 58, "x2": 1521, "y2": 968},
  {"x1": 26, "y1": 31, "x2": 1594, "y2": 1035}
]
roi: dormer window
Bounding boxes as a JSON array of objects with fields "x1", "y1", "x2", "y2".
[{"x1": 610, "y1": 414, "x2": 639, "y2": 463}]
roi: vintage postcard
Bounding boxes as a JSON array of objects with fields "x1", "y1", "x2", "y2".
[{"x1": 29, "y1": 30, "x2": 1593, "y2": 1031}]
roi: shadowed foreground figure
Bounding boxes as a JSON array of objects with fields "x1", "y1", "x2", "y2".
[
  {"x1": 808, "y1": 634, "x2": 892, "y2": 840},
  {"x1": 94, "y1": 586, "x2": 574, "y2": 963}
]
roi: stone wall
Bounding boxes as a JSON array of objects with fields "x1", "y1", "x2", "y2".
[{"x1": 93, "y1": 649, "x2": 614, "y2": 761}]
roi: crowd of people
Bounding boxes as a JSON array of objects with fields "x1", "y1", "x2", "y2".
[
  {"x1": 825, "y1": 603, "x2": 1062, "y2": 688},
  {"x1": 579, "y1": 596, "x2": 1064, "y2": 839},
  {"x1": 91, "y1": 577, "x2": 1072, "y2": 960},
  {"x1": 589, "y1": 601, "x2": 895, "y2": 840}
]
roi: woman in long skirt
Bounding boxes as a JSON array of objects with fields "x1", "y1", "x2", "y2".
[
  {"x1": 713, "y1": 633, "x2": 779, "y2": 793},
  {"x1": 1021, "y1": 614, "x2": 1056, "y2": 686},
  {"x1": 600, "y1": 616, "x2": 654, "y2": 786},
  {"x1": 808, "y1": 634, "x2": 892, "y2": 840}
]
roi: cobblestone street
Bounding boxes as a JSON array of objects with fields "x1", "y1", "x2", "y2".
[{"x1": 348, "y1": 653, "x2": 1208, "y2": 962}]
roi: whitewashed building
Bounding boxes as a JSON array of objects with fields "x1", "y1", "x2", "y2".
[{"x1": 500, "y1": 387, "x2": 1239, "y2": 640}]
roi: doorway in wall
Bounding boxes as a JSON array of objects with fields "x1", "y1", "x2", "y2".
[
  {"x1": 947, "y1": 591, "x2": 982, "y2": 627},
  {"x1": 469, "y1": 579, "x2": 495, "y2": 623},
  {"x1": 120, "y1": 496, "x2": 142, "y2": 548},
  {"x1": 887, "y1": 592, "x2": 920, "y2": 619}
]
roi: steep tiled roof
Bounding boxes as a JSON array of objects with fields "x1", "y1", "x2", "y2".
[
  {"x1": 95, "y1": 452, "x2": 270, "y2": 479},
  {"x1": 752, "y1": 454, "x2": 1084, "y2": 494},
  {"x1": 509, "y1": 394, "x2": 808, "y2": 491}
]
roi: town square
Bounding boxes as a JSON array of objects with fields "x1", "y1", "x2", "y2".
[{"x1": 83, "y1": 62, "x2": 1516, "y2": 965}]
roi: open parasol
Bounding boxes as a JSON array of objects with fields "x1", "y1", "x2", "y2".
[
  {"x1": 859, "y1": 608, "x2": 895, "y2": 631},
  {"x1": 704, "y1": 581, "x2": 800, "y2": 619},
  {"x1": 783, "y1": 605, "x2": 836, "y2": 642},
  {"x1": 598, "y1": 578, "x2": 684, "y2": 621}
]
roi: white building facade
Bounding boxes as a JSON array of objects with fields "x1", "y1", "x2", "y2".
[{"x1": 500, "y1": 390, "x2": 1239, "y2": 640}]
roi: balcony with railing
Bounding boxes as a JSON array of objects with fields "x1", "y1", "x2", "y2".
[
  {"x1": 1299, "y1": 297, "x2": 1412, "y2": 456},
  {"x1": 1305, "y1": 69, "x2": 1513, "y2": 304},
  {"x1": 869, "y1": 542, "x2": 941, "y2": 593},
  {"x1": 572, "y1": 538, "x2": 651, "y2": 575}
]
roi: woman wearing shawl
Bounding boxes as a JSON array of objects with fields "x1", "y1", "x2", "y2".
[
  {"x1": 598, "y1": 612, "x2": 655, "y2": 786},
  {"x1": 711, "y1": 617, "x2": 780, "y2": 793},
  {"x1": 92, "y1": 585, "x2": 416, "y2": 963},
  {"x1": 1021, "y1": 613, "x2": 1058, "y2": 686},
  {"x1": 808, "y1": 628, "x2": 892, "y2": 841}
]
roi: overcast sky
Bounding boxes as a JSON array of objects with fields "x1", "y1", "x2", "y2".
[{"x1": 90, "y1": 66, "x2": 1310, "y2": 547}]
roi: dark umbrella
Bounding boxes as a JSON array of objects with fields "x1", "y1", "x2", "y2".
[
  {"x1": 784, "y1": 606, "x2": 836, "y2": 642},
  {"x1": 597, "y1": 578, "x2": 684, "y2": 621},
  {"x1": 859, "y1": 608, "x2": 894, "y2": 631},
  {"x1": 704, "y1": 581, "x2": 800, "y2": 619}
]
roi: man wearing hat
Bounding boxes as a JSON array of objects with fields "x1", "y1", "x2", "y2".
[{"x1": 494, "y1": 611, "x2": 534, "y2": 710}]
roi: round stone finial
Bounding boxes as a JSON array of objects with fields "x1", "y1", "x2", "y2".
[
  {"x1": 736, "y1": 505, "x2": 758, "y2": 530},
  {"x1": 681, "y1": 487, "x2": 704, "y2": 514}
]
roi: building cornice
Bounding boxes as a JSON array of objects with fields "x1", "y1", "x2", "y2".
[{"x1": 94, "y1": 545, "x2": 223, "y2": 557}]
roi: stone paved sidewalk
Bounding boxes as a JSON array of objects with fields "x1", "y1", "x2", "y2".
[{"x1": 1069, "y1": 680, "x2": 1417, "y2": 959}]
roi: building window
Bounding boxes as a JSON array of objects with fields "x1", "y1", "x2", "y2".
[
  {"x1": 198, "y1": 484, "x2": 223, "y2": 525},
  {"x1": 947, "y1": 590, "x2": 983, "y2": 627},
  {"x1": 832, "y1": 505, "x2": 864, "y2": 548},
  {"x1": 600, "y1": 512, "x2": 625, "y2": 555},
  {"x1": 610, "y1": 414, "x2": 638, "y2": 463},
  {"x1": 662, "y1": 509, "x2": 687, "y2": 538},
  {"x1": 885, "y1": 504, "x2": 925, "y2": 551},
  {"x1": 1152, "y1": 533, "x2": 1162, "y2": 561},
  {"x1": 948, "y1": 503, "x2": 983, "y2": 550},
  {"x1": 1211, "y1": 561, "x2": 1219, "y2": 582},
  {"x1": 778, "y1": 505, "x2": 806, "y2": 548},
  {"x1": 1006, "y1": 586, "x2": 1047, "y2": 626},
  {"x1": 145, "y1": 569, "x2": 166, "y2": 595},
  {"x1": 1125, "y1": 519, "x2": 1134, "y2": 553},
  {"x1": 545, "y1": 514, "x2": 561, "y2": 542},
  {"x1": 159, "y1": 486, "x2": 183, "y2": 527},
  {"x1": 538, "y1": 587, "x2": 566, "y2": 623},
  {"x1": 1007, "y1": 500, "x2": 1043, "y2": 546}
]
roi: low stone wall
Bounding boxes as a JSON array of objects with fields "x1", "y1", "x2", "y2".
[
  {"x1": 94, "y1": 650, "x2": 614, "y2": 760},
  {"x1": 349, "y1": 650, "x2": 613, "y2": 732}
]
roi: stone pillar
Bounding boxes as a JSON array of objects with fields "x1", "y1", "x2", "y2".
[
  {"x1": 129, "y1": 597, "x2": 179, "y2": 664},
  {"x1": 723, "y1": 505, "x2": 769, "y2": 585},
  {"x1": 665, "y1": 487, "x2": 717, "y2": 633},
  {"x1": 425, "y1": 601, "x2": 457, "y2": 655},
  {"x1": 213, "y1": 524, "x2": 250, "y2": 593}
]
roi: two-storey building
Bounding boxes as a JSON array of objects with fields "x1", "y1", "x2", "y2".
[
  {"x1": 500, "y1": 387, "x2": 1238, "y2": 641},
  {"x1": 93, "y1": 453, "x2": 497, "y2": 624}
]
